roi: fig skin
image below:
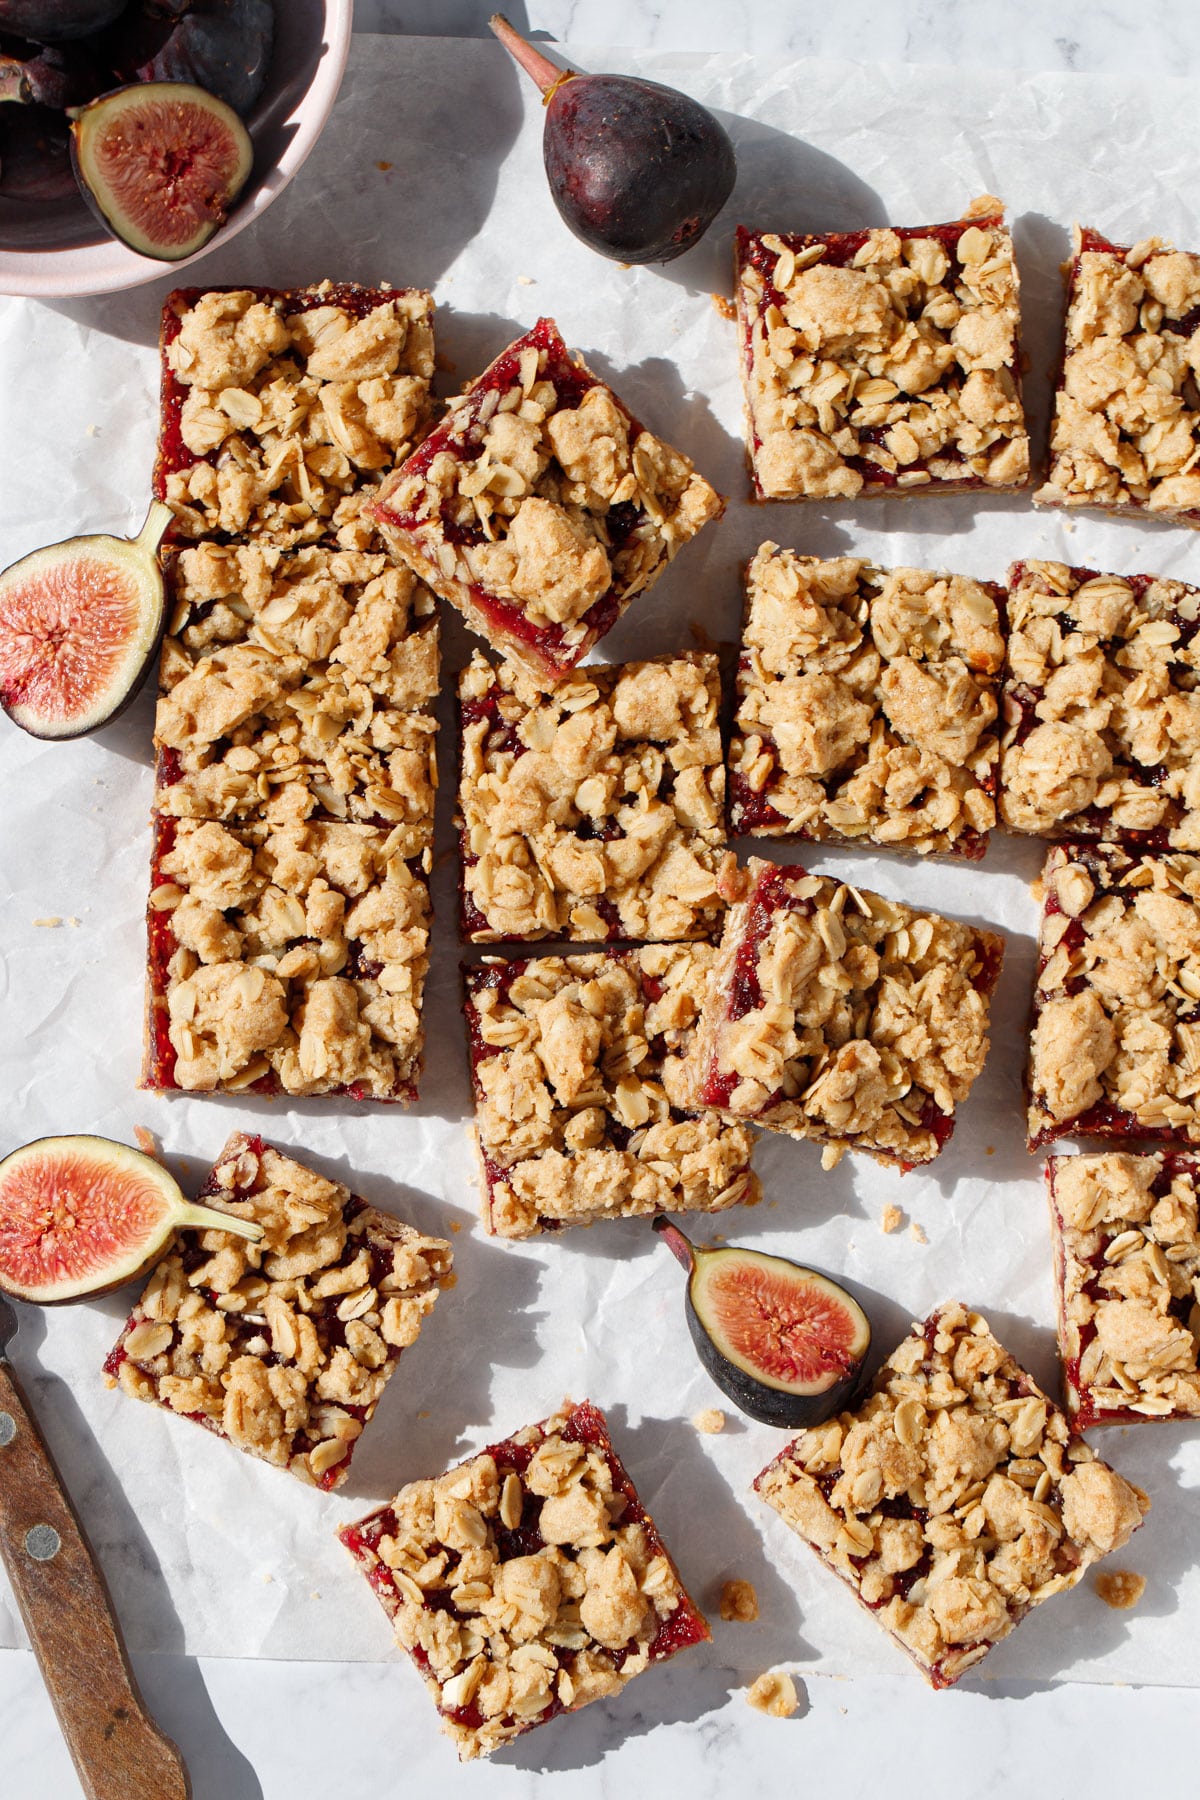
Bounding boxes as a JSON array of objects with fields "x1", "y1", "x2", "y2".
[
  {"x1": 0, "y1": 0, "x2": 126, "y2": 41},
  {"x1": 0, "y1": 99, "x2": 74, "y2": 198},
  {"x1": 105, "y1": 0, "x2": 275, "y2": 119},
  {"x1": 0, "y1": 37, "x2": 111, "y2": 109},
  {"x1": 490, "y1": 13, "x2": 735, "y2": 265}
]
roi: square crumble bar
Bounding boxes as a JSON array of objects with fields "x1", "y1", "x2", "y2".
[
  {"x1": 682, "y1": 859, "x2": 1003, "y2": 1168},
  {"x1": 756, "y1": 1302, "x2": 1149, "y2": 1689},
  {"x1": 157, "y1": 283, "x2": 435, "y2": 547},
  {"x1": 337, "y1": 1398, "x2": 709, "y2": 1760},
  {"x1": 734, "y1": 202, "x2": 1030, "y2": 502},
  {"x1": 1035, "y1": 227, "x2": 1200, "y2": 526},
  {"x1": 1048, "y1": 1151, "x2": 1200, "y2": 1428},
  {"x1": 728, "y1": 544, "x2": 1004, "y2": 859},
  {"x1": 369, "y1": 316, "x2": 724, "y2": 685},
  {"x1": 464, "y1": 946, "x2": 760, "y2": 1238},
  {"x1": 104, "y1": 1131, "x2": 453, "y2": 1490},
  {"x1": 1027, "y1": 844, "x2": 1200, "y2": 1149},
  {"x1": 1000, "y1": 558, "x2": 1200, "y2": 850},
  {"x1": 458, "y1": 650, "x2": 731, "y2": 942}
]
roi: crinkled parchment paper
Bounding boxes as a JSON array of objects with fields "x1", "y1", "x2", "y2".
[{"x1": 2, "y1": 36, "x2": 1200, "y2": 1687}]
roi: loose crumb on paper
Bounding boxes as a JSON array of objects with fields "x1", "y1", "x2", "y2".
[
  {"x1": 693, "y1": 1407, "x2": 726, "y2": 1434},
  {"x1": 32, "y1": 916, "x2": 62, "y2": 928},
  {"x1": 881, "y1": 1204, "x2": 904, "y2": 1234},
  {"x1": 746, "y1": 1670, "x2": 799, "y2": 1717},
  {"x1": 910, "y1": 1222, "x2": 928, "y2": 1245},
  {"x1": 517, "y1": 274, "x2": 535, "y2": 285},
  {"x1": 720, "y1": 1579, "x2": 759, "y2": 1622},
  {"x1": 1095, "y1": 1569, "x2": 1146, "y2": 1610},
  {"x1": 376, "y1": 160, "x2": 392, "y2": 171},
  {"x1": 712, "y1": 293, "x2": 736, "y2": 320}
]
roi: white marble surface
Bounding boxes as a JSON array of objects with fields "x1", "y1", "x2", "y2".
[{"x1": 5, "y1": 3, "x2": 1200, "y2": 1796}]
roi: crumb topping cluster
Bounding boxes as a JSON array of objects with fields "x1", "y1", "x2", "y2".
[
  {"x1": 161, "y1": 285, "x2": 435, "y2": 544},
  {"x1": 735, "y1": 205, "x2": 1030, "y2": 501},
  {"x1": 465, "y1": 947, "x2": 759, "y2": 1237},
  {"x1": 1000, "y1": 559, "x2": 1200, "y2": 847},
  {"x1": 1049, "y1": 1151, "x2": 1200, "y2": 1425},
  {"x1": 459, "y1": 650, "x2": 730, "y2": 942},
  {"x1": 729, "y1": 546, "x2": 1003, "y2": 856},
  {"x1": 1036, "y1": 229, "x2": 1200, "y2": 523},
  {"x1": 338, "y1": 1399, "x2": 707, "y2": 1761},
  {"x1": 106, "y1": 1133, "x2": 452, "y2": 1490},
  {"x1": 687, "y1": 860, "x2": 1002, "y2": 1167},
  {"x1": 756, "y1": 1302, "x2": 1149, "y2": 1688},
  {"x1": 1029, "y1": 846, "x2": 1200, "y2": 1146}
]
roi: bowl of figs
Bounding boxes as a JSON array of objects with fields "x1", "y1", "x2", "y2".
[{"x1": 0, "y1": 0, "x2": 352, "y2": 296}]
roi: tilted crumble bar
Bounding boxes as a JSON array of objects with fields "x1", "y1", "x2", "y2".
[
  {"x1": 104, "y1": 1132, "x2": 453, "y2": 1490},
  {"x1": 756, "y1": 1302, "x2": 1150, "y2": 1689},
  {"x1": 157, "y1": 283, "x2": 435, "y2": 545},
  {"x1": 464, "y1": 947, "x2": 760, "y2": 1238},
  {"x1": 683, "y1": 859, "x2": 1003, "y2": 1168},
  {"x1": 734, "y1": 201, "x2": 1030, "y2": 502},
  {"x1": 337, "y1": 1398, "x2": 709, "y2": 1760},
  {"x1": 369, "y1": 317, "x2": 724, "y2": 685},
  {"x1": 144, "y1": 816, "x2": 429, "y2": 1100},
  {"x1": 1035, "y1": 227, "x2": 1200, "y2": 526},
  {"x1": 1000, "y1": 559, "x2": 1200, "y2": 849},
  {"x1": 458, "y1": 650, "x2": 731, "y2": 942},
  {"x1": 1027, "y1": 845, "x2": 1200, "y2": 1149},
  {"x1": 1048, "y1": 1151, "x2": 1200, "y2": 1427},
  {"x1": 155, "y1": 542, "x2": 439, "y2": 856},
  {"x1": 729, "y1": 545, "x2": 1003, "y2": 858}
]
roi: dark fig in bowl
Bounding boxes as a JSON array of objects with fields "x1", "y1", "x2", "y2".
[
  {"x1": 106, "y1": 0, "x2": 275, "y2": 119},
  {"x1": 0, "y1": 98, "x2": 73, "y2": 198},
  {"x1": 0, "y1": 38, "x2": 110, "y2": 110},
  {"x1": 490, "y1": 12, "x2": 735, "y2": 265},
  {"x1": 0, "y1": 0, "x2": 125, "y2": 40},
  {"x1": 653, "y1": 1218, "x2": 871, "y2": 1428},
  {"x1": 0, "y1": 500, "x2": 171, "y2": 738},
  {"x1": 70, "y1": 78, "x2": 253, "y2": 258},
  {"x1": 0, "y1": 1134, "x2": 263, "y2": 1304}
]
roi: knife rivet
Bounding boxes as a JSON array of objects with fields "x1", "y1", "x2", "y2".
[
  {"x1": 0, "y1": 1413, "x2": 13, "y2": 1447},
  {"x1": 25, "y1": 1524, "x2": 61, "y2": 1562}
]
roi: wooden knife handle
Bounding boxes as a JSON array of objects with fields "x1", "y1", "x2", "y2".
[{"x1": 0, "y1": 1358, "x2": 190, "y2": 1800}]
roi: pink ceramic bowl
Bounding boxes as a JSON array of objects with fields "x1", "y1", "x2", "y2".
[{"x1": 0, "y1": 0, "x2": 353, "y2": 299}]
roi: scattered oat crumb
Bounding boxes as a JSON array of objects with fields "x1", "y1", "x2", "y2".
[
  {"x1": 262, "y1": 1573, "x2": 274, "y2": 1584},
  {"x1": 880, "y1": 1204, "x2": 903, "y2": 1234},
  {"x1": 66, "y1": 915, "x2": 80, "y2": 926},
  {"x1": 712, "y1": 293, "x2": 736, "y2": 320},
  {"x1": 746, "y1": 1670, "x2": 799, "y2": 1717},
  {"x1": 417, "y1": 1409, "x2": 430, "y2": 1419},
  {"x1": 693, "y1": 1407, "x2": 726, "y2": 1434},
  {"x1": 376, "y1": 159, "x2": 392, "y2": 171},
  {"x1": 1031, "y1": 875, "x2": 1045, "y2": 903},
  {"x1": 910, "y1": 1222, "x2": 928, "y2": 1245},
  {"x1": 821, "y1": 1143, "x2": 845, "y2": 1171},
  {"x1": 449, "y1": 1220, "x2": 462, "y2": 1233},
  {"x1": 86, "y1": 423, "x2": 98, "y2": 436},
  {"x1": 720, "y1": 1579, "x2": 758, "y2": 1622},
  {"x1": 986, "y1": 1145, "x2": 995, "y2": 1156},
  {"x1": 1095, "y1": 1569, "x2": 1146, "y2": 1610},
  {"x1": 133, "y1": 1126, "x2": 159, "y2": 1158},
  {"x1": 32, "y1": 916, "x2": 62, "y2": 928},
  {"x1": 310, "y1": 1590, "x2": 321, "y2": 1601},
  {"x1": 1063, "y1": 520, "x2": 1076, "y2": 533},
  {"x1": 517, "y1": 274, "x2": 535, "y2": 285}
]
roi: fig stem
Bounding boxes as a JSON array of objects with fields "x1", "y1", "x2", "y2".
[
  {"x1": 652, "y1": 1215, "x2": 695, "y2": 1273},
  {"x1": 0, "y1": 61, "x2": 31, "y2": 105},
  {"x1": 488, "y1": 14, "x2": 576, "y2": 105},
  {"x1": 174, "y1": 1201, "x2": 264, "y2": 1245},
  {"x1": 133, "y1": 499, "x2": 174, "y2": 559}
]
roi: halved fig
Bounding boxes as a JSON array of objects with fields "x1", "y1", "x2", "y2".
[
  {"x1": 0, "y1": 501, "x2": 171, "y2": 740},
  {"x1": 0, "y1": 1134, "x2": 263, "y2": 1305},
  {"x1": 71, "y1": 79, "x2": 253, "y2": 260},
  {"x1": 654, "y1": 1218, "x2": 871, "y2": 1428}
]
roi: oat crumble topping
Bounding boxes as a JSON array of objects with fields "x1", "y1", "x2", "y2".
[
  {"x1": 745, "y1": 1670, "x2": 798, "y2": 1716},
  {"x1": 720, "y1": 1577, "x2": 759, "y2": 1621},
  {"x1": 1095, "y1": 1568, "x2": 1146, "y2": 1609},
  {"x1": 105, "y1": 1132, "x2": 453, "y2": 1489},
  {"x1": 337, "y1": 1398, "x2": 709, "y2": 1760},
  {"x1": 729, "y1": 545, "x2": 1003, "y2": 857},
  {"x1": 464, "y1": 946, "x2": 760, "y2": 1238},
  {"x1": 1048, "y1": 1151, "x2": 1200, "y2": 1426},
  {"x1": 459, "y1": 649, "x2": 731, "y2": 942},
  {"x1": 1028, "y1": 845, "x2": 1200, "y2": 1147},
  {"x1": 693, "y1": 1408, "x2": 727, "y2": 1434},
  {"x1": 684, "y1": 859, "x2": 1003, "y2": 1168},
  {"x1": 734, "y1": 203, "x2": 1030, "y2": 502},
  {"x1": 1035, "y1": 228, "x2": 1200, "y2": 525},
  {"x1": 756, "y1": 1302, "x2": 1150, "y2": 1688}
]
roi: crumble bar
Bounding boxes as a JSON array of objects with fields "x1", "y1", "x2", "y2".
[
  {"x1": 464, "y1": 946, "x2": 760, "y2": 1238},
  {"x1": 734, "y1": 201, "x2": 1030, "y2": 501},
  {"x1": 369, "y1": 317, "x2": 724, "y2": 685},
  {"x1": 157, "y1": 283, "x2": 435, "y2": 545},
  {"x1": 682, "y1": 858, "x2": 1003, "y2": 1168},
  {"x1": 337, "y1": 1398, "x2": 709, "y2": 1761},
  {"x1": 1048, "y1": 1150, "x2": 1200, "y2": 1427},
  {"x1": 729, "y1": 545, "x2": 1003, "y2": 858},
  {"x1": 1000, "y1": 558, "x2": 1200, "y2": 849},
  {"x1": 1027, "y1": 845, "x2": 1200, "y2": 1149},
  {"x1": 756, "y1": 1301, "x2": 1149, "y2": 1689},
  {"x1": 1035, "y1": 227, "x2": 1200, "y2": 525},
  {"x1": 104, "y1": 1131, "x2": 453, "y2": 1490},
  {"x1": 143, "y1": 815, "x2": 429, "y2": 1100},
  {"x1": 458, "y1": 649, "x2": 731, "y2": 942}
]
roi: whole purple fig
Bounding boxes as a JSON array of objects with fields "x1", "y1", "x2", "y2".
[{"x1": 490, "y1": 13, "x2": 735, "y2": 265}]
